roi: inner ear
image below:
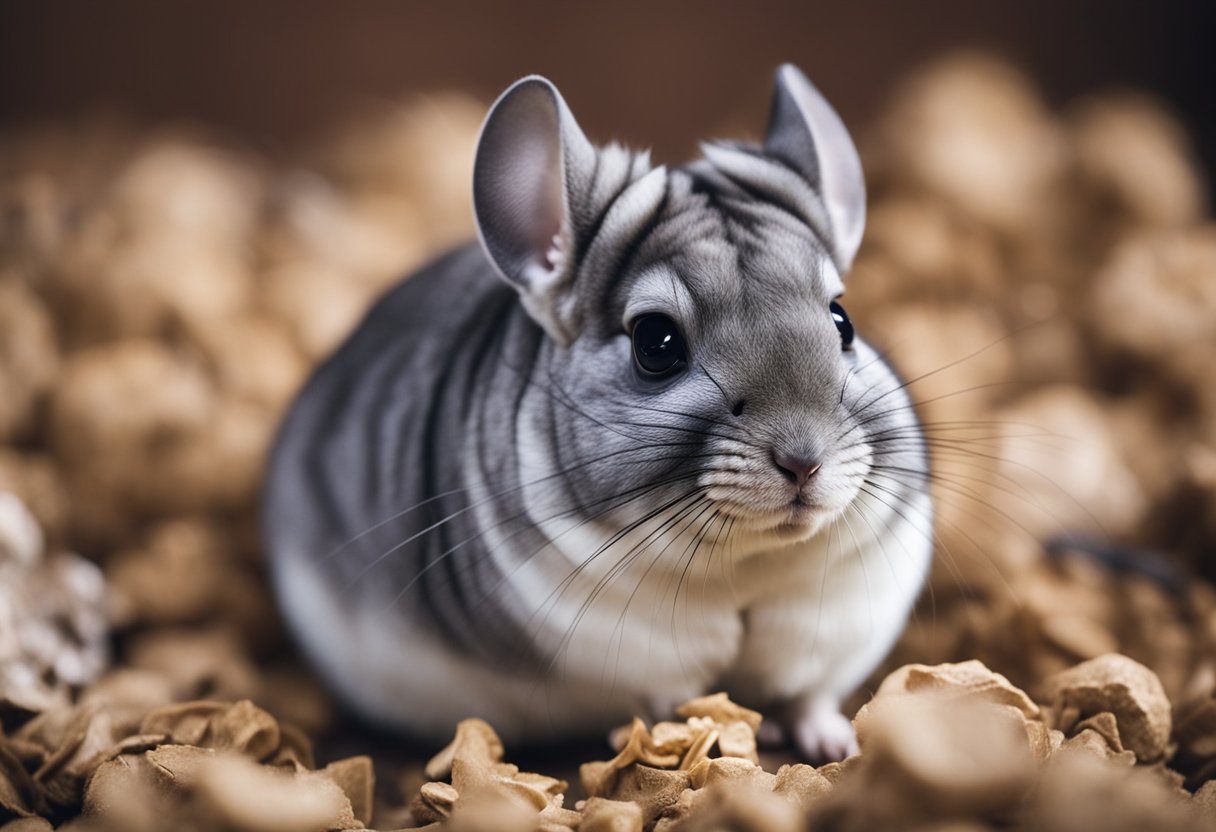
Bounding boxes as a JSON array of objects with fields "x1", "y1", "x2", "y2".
[{"x1": 473, "y1": 76, "x2": 594, "y2": 294}]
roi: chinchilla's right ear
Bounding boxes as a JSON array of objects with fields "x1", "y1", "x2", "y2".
[
  {"x1": 763, "y1": 64, "x2": 866, "y2": 274},
  {"x1": 473, "y1": 76, "x2": 597, "y2": 345}
]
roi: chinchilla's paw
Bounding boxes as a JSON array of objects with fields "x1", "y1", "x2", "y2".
[{"x1": 789, "y1": 698, "x2": 859, "y2": 763}]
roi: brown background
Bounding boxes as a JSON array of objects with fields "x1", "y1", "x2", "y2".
[{"x1": 1, "y1": 0, "x2": 1212, "y2": 178}]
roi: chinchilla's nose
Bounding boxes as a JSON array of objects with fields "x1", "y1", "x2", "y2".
[{"x1": 771, "y1": 449, "x2": 823, "y2": 487}]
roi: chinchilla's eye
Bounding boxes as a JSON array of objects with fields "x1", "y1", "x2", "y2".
[
  {"x1": 830, "y1": 300, "x2": 855, "y2": 349},
  {"x1": 631, "y1": 314, "x2": 687, "y2": 376}
]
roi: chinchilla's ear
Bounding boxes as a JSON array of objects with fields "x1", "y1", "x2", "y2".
[
  {"x1": 764, "y1": 64, "x2": 866, "y2": 273},
  {"x1": 474, "y1": 75, "x2": 596, "y2": 344}
]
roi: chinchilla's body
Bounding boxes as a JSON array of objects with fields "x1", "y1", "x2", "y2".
[{"x1": 265, "y1": 65, "x2": 932, "y2": 760}]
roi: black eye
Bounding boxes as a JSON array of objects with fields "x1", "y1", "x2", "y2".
[
  {"x1": 830, "y1": 300, "x2": 854, "y2": 349},
  {"x1": 631, "y1": 314, "x2": 687, "y2": 377}
]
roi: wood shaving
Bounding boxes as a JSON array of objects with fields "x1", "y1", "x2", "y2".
[{"x1": 1042, "y1": 653, "x2": 1173, "y2": 762}]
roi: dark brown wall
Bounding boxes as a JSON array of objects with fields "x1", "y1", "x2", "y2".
[{"x1": 1, "y1": 1, "x2": 1211, "y2": 176}]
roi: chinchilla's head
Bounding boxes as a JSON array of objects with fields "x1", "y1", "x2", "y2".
[{"x1": 473, "y1": 65, "x2": 926, "y2": 548}]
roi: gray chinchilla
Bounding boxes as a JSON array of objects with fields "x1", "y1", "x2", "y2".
[{"x1": 264, "y1": 64, "x2": 933, "y2": 761}]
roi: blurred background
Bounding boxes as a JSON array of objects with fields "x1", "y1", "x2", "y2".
[
  {"x1": 2, "y1": 3, "x2": 1216, "y2": 828},
  {"x1": 1, "y1": 1, "x2": 1213, "y2": 181}
]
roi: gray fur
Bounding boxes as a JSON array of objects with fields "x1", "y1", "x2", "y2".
[{"x1": 264, "y1": 65, "x2": 932, "y2": 750}]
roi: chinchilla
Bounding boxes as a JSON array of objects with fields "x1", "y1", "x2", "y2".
[{"x1": 264, "y1": 64, "x2": 932, "y2": 761}]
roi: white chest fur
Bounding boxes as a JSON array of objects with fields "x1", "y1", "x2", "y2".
[{"x1": 512, "y1": 484, "x2": 933, "y2": 714}]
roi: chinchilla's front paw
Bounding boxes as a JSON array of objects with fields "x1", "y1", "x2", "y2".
[{"x1": 787, "y1": 697, "x2": 859, "y2": 763}]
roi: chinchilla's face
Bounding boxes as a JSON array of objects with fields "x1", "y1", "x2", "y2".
[
  {"x1": 474, "y1": 66, "x2": 927, "y2": 549},
  {"x1": 541, "y1": 168, "x2": 924, "y2": 546}
]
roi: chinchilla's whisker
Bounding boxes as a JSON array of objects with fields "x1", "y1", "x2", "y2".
[
  {"x1": 529, "y1": 489, "x2": 706, "y2": 648},
  {"x1": 861, "y1": 474, "x2": 1021, "y2": 607},
  {"x1": 845, "y1": 494, "x2": 925, "y2": 637},
  {"x1": 580, "y1": 496, "x2": 711, "y2": 680},
  {"x1": 379, "y1": 466, "x2": 710, "y2": 608},
  {"x1": 862, "y1": 480, "x2": 1012, "y2": 647},
  {"x1": 618, "y1": 499, "x2": 714, "y2": 664},
  {"x1": 433, "y1": 480, "x2": 709, "y2": 709},
  {"x1": 871, "y1": 455, "x2": 1096, "y2": 544},
  {"x1": 834, "y1": 382, "x2": 1010, "y2": 447},
  {"x1": 839, "y1": 417, "x2": 1060, "y2": 464},
  {"x1": 854, "y1": 484, "x2": 942, "y2": 648},
  {"x1": 603, "y1": 498, "x2": 715, "y2": 696},
  {"x1": 856, "y1": 482, "x2": 969, "y2": 602},
  {"x1": 721, "y1": 516, "x2": 740, "y2": 605},
  {"x1": 863, "y1": 417, "x2": 1111, "y2": 542},
  {"x1": 697, "y1": 510, "x2": 731, "y2": 644},
  {"x1": 531, "y1": 490, "x2": 707, "y2": 682},
  {"x1": 670, "y1": 508, "x2": 726, "y2": 687},
  {"x1": 347, "y1": 445, "x2": 710, "y2": 589},
  {"x1": 841, "y1": 340, "x2": 904, "y2": 401},
  {"x1": 889, "y1": 416, "x2": 1058, "y2": 434},
  {"x1": 648, "y1": 500, "x2": 718, "y2": 687},
  {"x1": 849, "y1": 317, "x2": 1042, "y2": 418},
  {"x1": 628, "y1": 400, "x2": 737, "y2": 431},
  {"x1": 701, "y1": 365, "x2": 733, "y2": 410},
  {"x1": 838, "y1": 365, "x2": 856, "y2": 405},
  {"x1": 499, "y1": 353, "x2": 652, "y2": 446},
  {"x1": 326, "y1": 440, "x2": 703, "y2": 566},
  {"x1": 467, "y1": 486, "x2": 715, "y2": 695},
  {"x1": 518, "y1": 493, "x2": 715, "y2": 700},
  {"x1": 522, "y1": 348, "x2": 732, "y2": 457},
  {"x1": 833, "y1": 433, "x2": 1066, "y2": 501},
  {"x1": 923, "y1": 435, "x2": 1060, "y2": 457},
  {"x1": 619, "y1": 419, "x2": 765, "y2": 449},
  {"x1": 838, "y1": 507, "x2": 875, "y2": 635},
  {"x1": 871, "y1": 437, "x2": 1057, "y2": 459},
  {"x1": 808, "y1": 515, "x2": 840, "y2": 663}
]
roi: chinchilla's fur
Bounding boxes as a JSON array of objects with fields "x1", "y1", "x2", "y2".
[{"x1": 264, "y1": 65, "x2": 932, "y2": 760}]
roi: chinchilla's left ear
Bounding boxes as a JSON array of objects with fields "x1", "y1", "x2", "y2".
[
  {"x1": 764, "y1": 64, "x2": 866, "y2": 273},
  {"x1": 473, "y1": 75, "x2": 597, "y2": 344}
]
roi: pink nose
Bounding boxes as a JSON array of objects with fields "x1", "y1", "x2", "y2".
[{"x1": 772, "y1": 451, "x2": 822, "y2": 487}]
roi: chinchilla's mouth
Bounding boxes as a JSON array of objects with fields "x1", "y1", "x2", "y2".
[
  {"x1": 753, "y1": 499, "x2": 834, "y2": 535},
  {"x1": 780, "y1": 499, "x2": 824, "y2": 525}
]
